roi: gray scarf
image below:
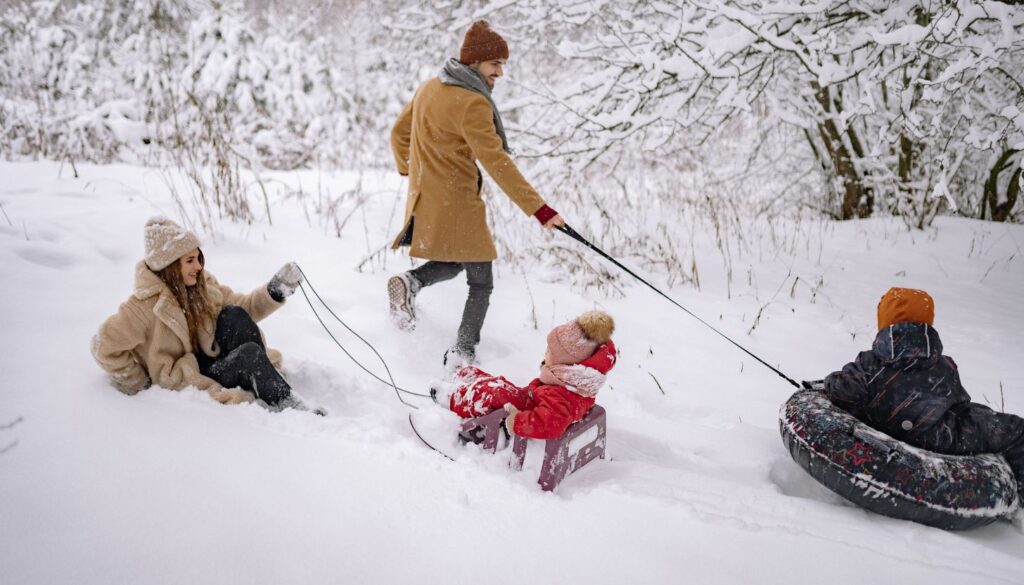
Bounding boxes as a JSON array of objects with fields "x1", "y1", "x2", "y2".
[{"x1": 439, "y1": 57, "x2": 511, "y2": 153}]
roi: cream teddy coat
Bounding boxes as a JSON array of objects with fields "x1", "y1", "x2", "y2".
[{"x1": 92, "y1": 261, "x2": 283, "y2": 403}]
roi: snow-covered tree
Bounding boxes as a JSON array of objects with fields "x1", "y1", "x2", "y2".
[
  {"x1": 2, "y1": 0, "x2": 1022, "y2": 231},
  {"x1": 516, "y1": 0, "x2": 1024, "y2": 224}
]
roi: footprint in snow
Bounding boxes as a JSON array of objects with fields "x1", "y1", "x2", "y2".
[{"x1": 13, "y1": 245, "x2": 78, "y2": 269}]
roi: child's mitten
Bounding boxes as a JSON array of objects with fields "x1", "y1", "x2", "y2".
[{"x1": 504, "y1": 404, "x2": 519, "y2": 435}]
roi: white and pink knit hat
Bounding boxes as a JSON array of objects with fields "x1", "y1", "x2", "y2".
[{"x1": 545, "y1": 311, "x2": 615, "y2": 365}]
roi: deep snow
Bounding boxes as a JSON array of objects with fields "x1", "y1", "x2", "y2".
[{"x1": 0, "y1": 160, "x2": 1022, "y2": 585}]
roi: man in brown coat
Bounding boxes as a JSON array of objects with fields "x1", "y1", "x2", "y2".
[{"x1": 387, "y1": 20, "x2": 564, "y2": 368}]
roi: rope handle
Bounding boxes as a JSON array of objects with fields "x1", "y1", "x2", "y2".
[{"x1": 556, "y1": 224, "x2": 801, "y2": 389}]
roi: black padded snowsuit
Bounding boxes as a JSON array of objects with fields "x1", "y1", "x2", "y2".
[{"x1": 824, "y1": 322, "x2": 1024, "y2": 496}]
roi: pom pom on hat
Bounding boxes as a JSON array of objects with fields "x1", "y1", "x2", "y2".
[
  {"x1": 577, "y1": 310, "x2": 615, "y2": 344},
  {"x1": 877, "y1": 287, "x2": 934, "y2": 331},
  {"x1": 459, "y1": 20, "x2": 509, "y2": 65},
  {"x1": 143, "y1": 216, "x2": 201, "y2": 271},
  {"x1": 546, "y1": 311, "x2": 615, "y2": 366}
]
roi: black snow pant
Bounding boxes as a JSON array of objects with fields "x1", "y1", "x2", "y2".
[
  {"x1": 197, "y1": 305, "x2": 292, "y2": 405},
  {"x1": 408, "y1": 261, "x2": 493, "y2": 353},
  {"x1": 912, "y1": 403, "x2": 1024, "y2": 496}
]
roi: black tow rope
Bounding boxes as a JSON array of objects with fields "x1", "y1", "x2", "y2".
[
  {"x1": 295, "y1": 265, "x2": 431, "y2": 408},
  {"x1": 556, "y1": 224, "x2": 801, "y2": 389}
]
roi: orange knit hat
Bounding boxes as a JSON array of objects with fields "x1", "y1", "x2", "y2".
[
  {"x1": 877, "y1": 287, "x2": 935, "y2": 331},
  {"x1": 459, "y1": 20, "x2": 509, "y2": 65}
]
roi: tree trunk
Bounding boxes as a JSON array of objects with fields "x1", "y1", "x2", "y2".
[
  {"x1": 813, "y1": 83, "x2": 872, "y2": 220},
  {"x1": 983, "y1": 149, "x2": 1021, "y2": 222},
  {"x1": 898, "y1": 134, "x2": 914, "y2": 194}
]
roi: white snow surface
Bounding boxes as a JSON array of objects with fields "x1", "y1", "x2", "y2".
[{"x1": 1, "y1": 161, "x2": 1023, "y2": 584}]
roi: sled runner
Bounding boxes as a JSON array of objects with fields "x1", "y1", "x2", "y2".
[
  {"x1": 460, "y1": 405, "x2": 608, "y2": 492},
  {"x1": 780, "y1": 388, "x2": 1020, "y2": 530}
]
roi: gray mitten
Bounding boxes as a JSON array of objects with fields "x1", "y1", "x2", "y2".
[
  {"x1": 268, "y1": 262, "x2": 303, "y2": 301},
  {"x1": 802, "y1": 380, "x2": 826, "y2": 393}
]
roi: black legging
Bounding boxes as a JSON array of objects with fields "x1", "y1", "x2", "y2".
[{"x1": 197, "y1": 305, "x2": 292, "y2": 405}]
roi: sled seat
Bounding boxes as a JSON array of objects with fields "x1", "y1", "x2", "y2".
[{"x1": 460, "y1": 405, "x2": 608, "y2": 491}]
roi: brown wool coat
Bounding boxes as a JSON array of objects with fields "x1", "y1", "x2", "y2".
[
  {"x1": 390, "y1": 77, "x2": 547, "y2": 262},
  {"x1": 92, "y1": 261, "x2": 283, "y2": 401}
]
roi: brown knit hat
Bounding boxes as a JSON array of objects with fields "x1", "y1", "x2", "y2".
[
  {"x1": 143, "y1": 216, "x2": 201, "y2": 271},
  {"x1": 877, "y1": 287, "x2": 935, "y2": 331},
  {"x1": 459, "y1": 20, "x2": 509, "y2": 65}
]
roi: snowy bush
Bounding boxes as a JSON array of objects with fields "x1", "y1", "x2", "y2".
[{"x1": 0, "y1": 0, "x2": 399, "y2": 168}]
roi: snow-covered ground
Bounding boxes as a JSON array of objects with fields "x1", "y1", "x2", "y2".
[{"x1": 1, "y1": 160, "x2": 1022, "y2": 585}]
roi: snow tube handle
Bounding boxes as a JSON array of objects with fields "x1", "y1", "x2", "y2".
[{"x1": 852, "y1": 424, "x2": 897, "y2": 456}]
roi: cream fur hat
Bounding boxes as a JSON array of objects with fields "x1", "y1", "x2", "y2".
[{"x1": 143, "y1": 216, "x2": 201, "y2": 271}]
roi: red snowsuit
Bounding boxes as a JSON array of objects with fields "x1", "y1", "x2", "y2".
[{"x1": 449, "y1": 341, "x2": 617, "y2": 439}]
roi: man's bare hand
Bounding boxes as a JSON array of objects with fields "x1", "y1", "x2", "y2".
[{"x1": 543, "y1": 214, "x2": 566, "y2": 229}]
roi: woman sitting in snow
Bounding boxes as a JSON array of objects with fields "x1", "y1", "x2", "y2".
[
  {"x1": 822, "y1": 287, "x2": 1023, "y2": 498},
  {"x1": 445, "y1": 310, "x2": 616, "y2": 440},
  {"x1": 92, "y1": 217, "x2": 319, "y2": 413}
]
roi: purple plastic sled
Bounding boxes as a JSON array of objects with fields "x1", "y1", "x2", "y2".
[
  {"x1": 460, "y1": 409, "x2": 510, "y2": 452},
  {"x1": 461, "y1": 405, "x2": 608, "y2": 491}
]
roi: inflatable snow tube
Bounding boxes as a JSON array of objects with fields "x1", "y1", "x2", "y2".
[{"x1": 780, "y1": 389, "x2": 1020, "y2": 530}]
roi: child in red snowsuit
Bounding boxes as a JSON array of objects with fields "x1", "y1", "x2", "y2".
[{"x1": 448, "y1": 311, "x2": 616, "y2": 440}]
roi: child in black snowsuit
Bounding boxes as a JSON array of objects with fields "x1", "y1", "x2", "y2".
[{"x1": 823, "y1": 287, "x2": 1024, "y2": 499}]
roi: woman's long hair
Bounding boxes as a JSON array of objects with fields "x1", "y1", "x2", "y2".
[{"x1": 156, "y1": 249, "x2": 216, "y2": 351}]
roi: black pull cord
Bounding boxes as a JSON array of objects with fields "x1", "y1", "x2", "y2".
[{"x1": 555, "y1": 224, "x2": 801, "y2": 389}]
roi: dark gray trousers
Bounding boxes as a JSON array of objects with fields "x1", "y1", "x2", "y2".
[{"x1": 409, "y1": 261, "x2": 493, "y2": 352}]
